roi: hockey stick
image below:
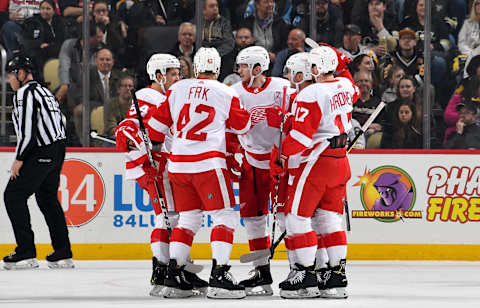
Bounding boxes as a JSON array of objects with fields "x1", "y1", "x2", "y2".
[
  {"x1": 240, "y1": 86, "x2": 288, "y2": 263},
  {"x1": 90, "y1": 131, "x2": 117, "y2": 145},
  {"x1": 240, "y1": 102, "x2": 386, "y2": 263},
  {"x1": 130, "y1": 89, "x2": 203, "y2": 273}
]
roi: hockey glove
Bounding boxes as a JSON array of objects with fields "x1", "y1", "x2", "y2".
[
  {"x1": 266, "y1": 105, "x2": 293, "y2": 133},
  {"x1": 115, "y1": 122, "x2": 142, "y2": 152},
  {"x1": 226, "y1": 153, "x2": 242, "y2": 180},
  {"x1": 269, "y1": 145, "x2": 287, "y2": 180}
]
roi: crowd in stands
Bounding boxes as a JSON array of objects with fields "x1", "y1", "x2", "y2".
[{"x1": 1, "y1": 0, "x2": 480, "y2": 149}]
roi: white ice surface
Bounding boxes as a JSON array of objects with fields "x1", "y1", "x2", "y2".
[{"x1": 1, "y1": 260, "x2": 480, "y2": 308}]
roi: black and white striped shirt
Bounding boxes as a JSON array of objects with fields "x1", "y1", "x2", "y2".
[{"x1": 12, "y1": 81, "x2": 66, "y2": 160}]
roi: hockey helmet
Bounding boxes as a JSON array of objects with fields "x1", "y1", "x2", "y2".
[
  {"x1": 146, "y1": 53, "x2": 180, "y2": 83},
  {"x1": 283, "y1": 52, "x2": 313, "y2": 87},
  {"x1": 193, "y1": 47, "x2": 221, "y2": 77},
  {"x1": 6, "y1": 55, "x2": 35, "y2": 74},
  {"x1": 236, "y1": 46, "x2": 270, "y2": 73},
  {"x1": 309, "y1": 46, "x2": 338, "y2": 75}
]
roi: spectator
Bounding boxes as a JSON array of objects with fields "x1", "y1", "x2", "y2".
[
  {"x1": 93, "y1": 0, "x2": 126, "y2": 53},
  {"x1": 104, "y1": 74, "x2": 134, "y2": 137},
  {"x1": 458, "y1": 0, "x2": 480, "y2": 56},
  {"x1": 350, "y1": 54, "x2": 379, "y2": 88},
  {"x1": 22, "y1": 0, "x2": 66, "y2": 72},
  {"x1": 400, "y1": 0, "x2": 448, "y2": 89},
  {"x1": 380, "y1": 65, "x2": 405, "y2": 103},
  {"x1": 169, "y1": 22, "x2": 196, "y2": 62},
  {"x1": 383, "y1": 76, "x2": 422, "y2": 135},
  {"x1": 296, "y1": 0, "x2": 344, "y2": 47},
  {"x1": 71, "y1": 48, "x2": 123, "y2": 144},
  {"x1": 443, "y1": 75, "x2": 480, "y2": 144},
  {"x1": 57, "y1": 22, "x2": 104, "y2": 105},
  {"x1": 380, "y1": 100, "x2": 422, "y2": 148},
  {"x1": 219, "y1": 27, "x2": 255, "y2": 81},
  {"x1": 383, "y1": 27, "x2": 424, "y2": 84},
  {"x1": 445, "y1": 100, "x2": 480, "y2": 149},
  {"x1": 352, "y1": 0, "x2": 398, "y2": 58},
  {"x1": 178, "y1": 55, "x2": 193, "y2": 79},
  {"x1": 240, "y1": 0, "x2": 290, "y2": 63},
  {"x1": 271, "y1": 28, "x2": 306, "y2": 77},
  {"x1": 352, "y1": 70, "x2": 382, "y2": 136},
  {"x1": 152, "y1": 0, "x2": 194, "y2": 26},
  {"x1": 200, "y1": 0, "x2": 234, "y2": 57},
  {"x1": 338, "y1": 24, "x2": 376, "y2": 61},
  {"x1": 1, "y1": 0, "x2": 42, "y2": 59}
]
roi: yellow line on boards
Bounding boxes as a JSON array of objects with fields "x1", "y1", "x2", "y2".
[{"x1": 1, "y1": 243, "x2": 480, "y2": 260}]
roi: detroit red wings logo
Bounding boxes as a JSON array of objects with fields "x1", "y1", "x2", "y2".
[{"x1": 249, "y1": 104, "x2": 275, "y2": 126}]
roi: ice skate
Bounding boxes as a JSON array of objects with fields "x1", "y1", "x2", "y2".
[
  {"x1": 206, "y1": 259, "x2": 246, "y2": 299},
  {"x1": 279, "y1": 263, "x2": 321, "y2": 299},
  {"x1": 46, "y1": 248, "x2": 74, "y2": 269},
  {"x1": 239, "y1": 264, "x2": 273, "y2": 296},
  {"x1": 3, "y1": 251, "x2": 39, "y2": 270},
  {"x1": 163, "y1": 259, "x2": 194, "y2": 298},
  {"x1": 149, "y1": 257, "x2": 167, "y2": 297},
  {"x1": 184, "y1": 270, "x2": 208, "y2": 295},
  {"x1": 319, "y1": 259, "x2": 348, "y2": 299}
]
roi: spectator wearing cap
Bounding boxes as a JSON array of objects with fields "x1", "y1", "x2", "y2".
[
  {"x1": 444, "y1": 75, "x2": 480, "y2": 145},
  {"x1": 295, "y1": 0, "x2": 344, "y2": 47},
  {"x1": 271, "y1": 28, "x2": 307, "y2": 77},
  {"x1": 383, "y1": 27, "x2": 424, "y2": 83},
  {"x1": 458, "y1": 0, "x2": 480, "y2": 56},
  {"x1": 338, "y1": 24, "x2": 376, "y2": 61},
  {"x1": 240, "y1": 0, "x2": 290, "y2": 63},
  {"x1": 445, "y1": 100, "x2": 480, "y2": 149},
  {"x1": 399, "y1": 0, "x2": 448, "y2": 95},
  {"x1": 352, "y1": 0, "x2": 398, "y2": 58}
]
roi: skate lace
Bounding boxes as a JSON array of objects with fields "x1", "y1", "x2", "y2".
[
  {"x1": 247, "y1": 268, "x2": 260, "y2": 279},
  {"x1": 224, "y1": 270, "x2": 238, "y2": 284},
  {"x1": 288, "y1": 270, "x2": 305, "y2": 284}
]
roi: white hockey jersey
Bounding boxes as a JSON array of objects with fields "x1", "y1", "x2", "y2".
[
  {"x1": 148, "y1": 78, "x2": 251, "y2": 173},
  {"x1": 231, "y1": 77, "x2": 292, "y2": 169},
  {"x1": 283, "y1": 77, "x2": 360, "y2": 163},
  {"x1": 120, "y1": 87, "x2": 167, "y2": 180}
]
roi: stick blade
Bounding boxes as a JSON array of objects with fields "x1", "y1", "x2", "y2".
[
  {"x1": 305, "y1": 37, "x2": 320, "y2": 49},
  {"x1": 239, "y1": 249, "x2": 271, "y2": 263},
  {"x1": 184, "y1": 262, "x2": 203, "y2": 274}
]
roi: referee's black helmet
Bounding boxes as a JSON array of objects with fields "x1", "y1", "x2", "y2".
[{"x1": 6, "y1": 55, "x2": 35, "y2": 74}]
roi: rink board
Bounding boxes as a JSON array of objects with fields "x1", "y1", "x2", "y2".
[{"x1": 1, "y1": 148, "x2": 480, "y2": 260}]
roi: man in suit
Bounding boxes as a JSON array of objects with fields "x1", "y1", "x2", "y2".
[{"x1": 71, "y1": 48, "x2": 122, "y2": 145}]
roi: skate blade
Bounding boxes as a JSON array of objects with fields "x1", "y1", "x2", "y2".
[
  {"x1": 162, "y1": 287, "x2": 193, "y2": 298},
  {"x1": 206, "y1": 287, "x2": 246, "y2": 299},
  {"x1": 3, "y1": 258, "x2": 39, "y2": 270},
  {"x1": 47, "y1": 259, "x2": 75, "y2": 269},
  {"x1": 321, "y1": 287, "x2": 348, "y2": 299},
  {"x1": 245, "y1": 284, "x2": 273, "y2": 296},
  {"x1": 149, "y1": 285, "x2": 165, "y2": 297},
  {"x1": 280, "y1": 287, "x2": 321, "y2": 299},
  {"x1": 193, "y1": 287, "x2": 208, "y2": 296}
]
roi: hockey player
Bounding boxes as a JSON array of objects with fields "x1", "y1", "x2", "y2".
[
  {"x1": 270, "y1": 45, "x2": 359, "y2": 299},
  {"x1": 230, "y1": 46, "x2": 291, "y2": 296},
  {"x1": 147, "y1": 47, "x2": 251, "y2": 299},
  {"x1": 265, "y1": 52, "x2": 314, "y2": 272},
  {"x1": 114, "y1": 53, "x2": 207, "y2": 296}
]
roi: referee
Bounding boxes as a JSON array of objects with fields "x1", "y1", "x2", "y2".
[{"x1": 3, "y1": 55, "x2": 74, "y2": 270}]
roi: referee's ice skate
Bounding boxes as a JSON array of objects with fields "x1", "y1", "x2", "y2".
[
  {"x1": 3, "y1": 251, "x2": 39, "y2": 270},
  {"x1": 46, "y1": 248, "x2": 74, "y2": 269}
]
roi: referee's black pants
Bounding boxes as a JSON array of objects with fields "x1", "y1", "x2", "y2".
[{"x1": 4, "y1": 140, "x2": 71, "y2": 256}]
